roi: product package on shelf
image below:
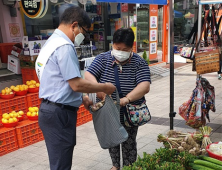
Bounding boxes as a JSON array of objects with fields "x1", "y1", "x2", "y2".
[
  {"x1": 22, "y1": 36, "x2": 47, "y2": 56},
  {"x1": 7, "y1": 55, "x2": 21, "y2": 74}
]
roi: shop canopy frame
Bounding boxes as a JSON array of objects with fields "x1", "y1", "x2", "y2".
[
  {"x1": 199, "y1": 0, "x2": 222, "y2": 4},
  {"x1": 96, "y1": 0, "x2": 176, "y2": 130}
]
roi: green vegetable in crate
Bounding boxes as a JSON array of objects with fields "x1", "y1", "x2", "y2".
[
  {"x1": 155, "y1": 162, "x2": 185, "y2": 170},
  {"x1": 199, "y1": 126, "x2": 212, "y2": 149},
  {"x1": 194, "y1": 159, "x2": 222, "y2": 170},
  {"x1": 190, "y1": 163, "x2": 214, "y2": 170},
  {"x1": 198, "y1": 155, "x2": 222, "y2": 166}
]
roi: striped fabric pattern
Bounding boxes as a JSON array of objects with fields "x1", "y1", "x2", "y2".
[{"x1": 87, "y1": 51, "x2": 151, "y2": 124}]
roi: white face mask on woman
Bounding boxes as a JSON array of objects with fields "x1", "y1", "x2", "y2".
[
  {"x1": 112, "y1": 49, "x2": 131, "y2": 62},
  {"x1": 73, "y1": 26, "x2": 85, "y2": 46}
]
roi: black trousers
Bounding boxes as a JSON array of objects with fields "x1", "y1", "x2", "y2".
[
  {"x1": 39, "y1": 101, "x2": 78, "y2": 170},
  {"x1": 109, "y1": 126, "x2": 139, "y2": 168}
]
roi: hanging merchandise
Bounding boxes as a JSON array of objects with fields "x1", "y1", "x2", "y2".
[
  {"x1": 179, "y1": 77, "x2": 215, "y2": 129},
  {"x1": 195, "y1": 48, "x2": 220, "y2": 74},
  {"x1": 193, "y1": 9, "x2": 221, "y2": 74}
]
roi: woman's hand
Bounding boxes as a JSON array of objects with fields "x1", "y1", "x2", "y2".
[
  {"x1": 96, "y1": 92, "x2": 106, "y2": 100},
  {"x1": 82, "y1": 95, "x2": 93, "y2": 110},
  {"x1": 120, "y1": 97, "x2": 130, "y2": 107}
]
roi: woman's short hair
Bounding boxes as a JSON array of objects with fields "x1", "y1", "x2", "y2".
[
  {"x1": 59, "y1": 6, "x2": 91, "y2": 28},
  {"x1": 113, "y1": 28, "x2": 135, "y2": 48}
]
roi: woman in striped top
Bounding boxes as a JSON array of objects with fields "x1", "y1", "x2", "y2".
[{"x1": 85, "y1": 28, "x2": 151, "y2": 170}]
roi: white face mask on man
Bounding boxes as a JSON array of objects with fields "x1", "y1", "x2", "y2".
[
  {"x1": 73, "y1": 26, "x2": 85, "y2": 46},
  {"x1": 112, "y1": 49, "x2": 131, "y2": 62}
]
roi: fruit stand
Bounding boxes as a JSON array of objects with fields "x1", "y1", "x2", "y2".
[{"x1": 0, "y1": 80, "x2": 92, "y2": 156}]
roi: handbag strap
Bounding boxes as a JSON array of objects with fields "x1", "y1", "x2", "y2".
[
  {"x1": 113, "y1": 62, "x2": 135, "y2": 127},
  {"x1": 195, "y1": 10, "x2": 210, "y2": 51}
]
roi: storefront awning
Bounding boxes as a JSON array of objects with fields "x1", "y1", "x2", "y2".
[
  {"x1": 199, "y1": 0, "x2": 222, "y2": 4},
  {"x1": 96, "y1": 0, "x2": 167, "y2": 5}
]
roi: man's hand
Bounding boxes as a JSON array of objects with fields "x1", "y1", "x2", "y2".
[
  {"x1": 103, "y1": 83, "x2": 116, "y2": 95},
  {"x1": 82, "y1": 95, "x2": 93, "y2": 110},
  {"x1": 120, "y1": 97, "x2": 130, "y2": 107},
  {"x1": 96, "y1": 92, "x2": 106, "y2": 100}
]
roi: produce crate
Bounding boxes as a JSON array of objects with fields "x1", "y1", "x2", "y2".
[
  {"x1": 77, "y1": 105, "x2": 90, "y2": 118},
  {"x1": 77, "y1": 105, "x2": 92, "y2": 127},
  {"x1": 77, "y1": 114, "x2": 92, "y2": 127},
  {"x1": 0, "y1": 127, "x2": 18, "y2": 156},
  {"x1": 26, "y1": 92, "x2": 42, "y2": 108},
  {"x1": 0, "y1": 43, "x2": 15, "y2": 63},
  {"x1": 19, "y1": 55, "x2": 38, "y2": 69},
  {"x1": 0, "y1": 95, "x2": 28, "y2": 120},
  {"x1": 15, "y1": 120, "x2": 44, "y2": 148},
  {"x1": 21, "y1": 68, "x2": 39, "y2": 84}
]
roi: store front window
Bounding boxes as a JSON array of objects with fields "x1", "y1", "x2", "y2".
[{"x1": 174, "y1": 0, "x2": 198, "y2": 44}]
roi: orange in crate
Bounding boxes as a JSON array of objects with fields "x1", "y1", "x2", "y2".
[
  {"x1": 21, "y1": 68, "x2": 39, "y2": 84},
  {"x1": 15, "y1": 120, "x2": 44, "y2": 148},
  {"x1": 26, "y1": 92, "x2": 42, "y2": 108},
  {"x1": 0, "y1": 127, "x2": 18, "y2": 156},
  {"x1": 0, "y1": 95, "x2": 27, "y2": 119}
]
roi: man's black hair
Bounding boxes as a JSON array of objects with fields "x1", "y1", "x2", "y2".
[
  {"x1": 113, "y1": 28, "x2": 135, "y2": 48},
  {"x1": 59, "y1": 6, "x2": 91, "y2": 28}
]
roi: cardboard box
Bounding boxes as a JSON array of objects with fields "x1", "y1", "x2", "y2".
[
  {"x1": 11, "y1": 45, "x2": 22, "y2": 57},
  {"x1": 7, "y1": 55, "x2": 21, "y2": 74},
  {"x1": 19, "y1": 55, "x2": 38, "y2": 69},
  {"x1": 22, "y1": 36, "x2": 46, "y2": 56},
  {"x1": 28, "y1": 40, "x2": 43, "y2": 56}
]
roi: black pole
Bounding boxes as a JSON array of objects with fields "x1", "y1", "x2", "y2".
[{"x1": 169, "y1": 0, "x2": 176, "y2": 130}]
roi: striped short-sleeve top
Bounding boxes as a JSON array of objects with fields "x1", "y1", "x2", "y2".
[{"x1": 87, "y1": 51, "x2": 151, "y2": 124}]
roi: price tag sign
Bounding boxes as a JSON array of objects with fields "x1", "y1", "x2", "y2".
[
  {"x1": 150, "y1": 16, "x2": 157, "y2": 28},
  {"x1": 150, "y1": 42, "x2": 157, "y2": 54},
  {"x1": 150, "y1": 29, "x2": 157, "y2": 42}
]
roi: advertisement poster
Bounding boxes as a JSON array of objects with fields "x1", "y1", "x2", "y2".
[
  {"x1": 149, "y1": 5, "x2": 158, "y2": 59},
  {"x1": 9, "y1": 23, "x2": 21, "y2": 37},
  {"x1": 150, "y1": 42, "x2": 157, "y2": 54},
  {"x1": 150, "y1": 29, "x2": 157, "y2": 42},
  {"x1": 150, "y1": 16, "x2": 157, "y2": 28}
]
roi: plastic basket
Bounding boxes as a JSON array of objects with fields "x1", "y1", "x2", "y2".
[
  {"x1": 21, "y1": 68, "x2": 39, "y2": 84},
  {"x1": 0, "y1": 95, "x2": 28, "y2": 119},
  {"x1": 15, "y1": 120, "x2": 44, "y2": 148},
  {"x1": 206, "y1": 142, "x2": 222, "y2": 161},
  {"x1": 15, "y1": 90, "x2": 28, "y2": 96},
  {"x1": 0, "y1": 92, "x2": 15, "y2": 99},
  {"x1": 0, "y1": 43, "x2": 15, "y2": 63},
  {"x1": 77, "y1": 113, "x2": 92, "y2": 127},
  {"x1": 0, "y1": 127, "x2": 18, "y2": 156},
  {"x1": 26, "y1": 92, "x2": 42, "y2": 108},
  {"x1": 2, "y1": 120, "x2": 18, "y2": 128}
]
